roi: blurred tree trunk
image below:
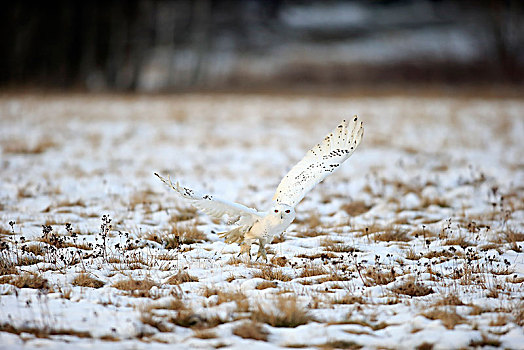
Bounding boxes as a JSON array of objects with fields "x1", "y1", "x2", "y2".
[
  {"x1": 488, "y1": 0, "x2": 523, "y2": 82},
  {"x1": 190, "y1": 0, "x2": 211, "y2": 86}
]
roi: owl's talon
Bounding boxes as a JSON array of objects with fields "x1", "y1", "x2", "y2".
[
  {"x1": 239, "y1": 242, "x2": 252, "y2": 260},
  {"x1": 256, "y1": 246, "x2": 267, "y2": 262}
]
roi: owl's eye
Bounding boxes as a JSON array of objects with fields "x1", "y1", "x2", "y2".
[
  {"x1": 274, "y1": 209, "x2": 279, "y2": 213},
  {"x1": 285, "y1": 210, "x2": 291, "y2": 213}
]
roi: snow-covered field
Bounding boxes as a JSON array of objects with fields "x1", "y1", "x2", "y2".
[{"x1": 0, "y1": 93, "x2": 523, "y2": 349}]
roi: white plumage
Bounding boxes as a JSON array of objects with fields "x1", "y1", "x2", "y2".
[{"x1": 156, "y1": 116, "x2": 363, "y2": 260}]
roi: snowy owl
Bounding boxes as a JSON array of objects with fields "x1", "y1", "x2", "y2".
[{"x1": 155, "y1": 117, "x2": 363, "y2": 260}]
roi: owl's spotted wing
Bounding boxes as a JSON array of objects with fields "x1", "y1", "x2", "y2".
[
  {"x1": 155, "y1": 173, "x2": 262, "y2": 226},
  {"x1": 273, "y1": 117, "x2": 363, "y2": 207}
]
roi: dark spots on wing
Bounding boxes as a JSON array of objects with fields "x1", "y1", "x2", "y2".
[
  {"x1": 203, "y1": 194, "x2": 213, "y2": 200},
  {"x1": 183, "y1": 187, "x2": 194, "y2": 196},
  {"x1": 322, "y1": 148, "x2": 351, "y2": 160}
]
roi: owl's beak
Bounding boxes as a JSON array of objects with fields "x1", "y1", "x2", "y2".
[{"x1": 281, "y1": 214, "x2": 283, "y2": 220}]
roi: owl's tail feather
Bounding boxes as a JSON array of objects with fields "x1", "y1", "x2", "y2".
[{"x1": 218, "y1": 226, "x2": 249, "y2": 244}]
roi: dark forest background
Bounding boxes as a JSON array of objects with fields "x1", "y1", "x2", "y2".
[{"x1": 1, "y1": 0, "x2": 523, "y2": 92}]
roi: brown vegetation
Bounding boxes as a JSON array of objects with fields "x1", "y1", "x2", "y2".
[
  {"x1": 166, "y1": 271, "x2": 199, "y2": 285},
  {"x1": 72, "y1": 273, "x2": 104, "y2": 288},
  {"x1": 341, "y1": 201, "x2": 372, "y2": 216},
  {"x1": 233, "y1": 321, "x2": 268, "y2": 341},
  {"x1": 169, "y1": 224, "x2": 207, "y2": 245},
  {"x1": 252, "y1": 266, "x2": 292, "y2": 282},
  {"x1": 392, "y1": 278, "x2": 433, "y2": 297},
  {"x1": 10, "y1": 273, "x2": 48, "y2": 289},
  {"x1": 251, "y1": 295, "x2": 311, "y2": 328},
  {"x1": 113, "y1": 277, "x2": 157, "y2": 297},
  {"x1": 421, "y1": 308, "x2": 465, "y2": 329}
]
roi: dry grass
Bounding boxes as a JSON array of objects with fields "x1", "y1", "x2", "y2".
[
  {"x1": 336, "y1": 317, "x2": 389, "y2": 331},
  {"x1": 444, "y1": 235, "x2": 474, "y2": 248},
  {"x1": 341, "y1": 201, "x2": 372, "y2": 216},
  {"x1": 128, "y1": 190, "x2": 156, "y2": 211},
  {"x1": 294, "y1": 229, "x2": 327, "y2": 238},
  {"x1": 421, "y1": 307, "x2": 466, "y2": 329},
  {"x1": 334, "y1": 293, "x2": 364, "y2": 305},
  {"x1": 22, "y1": 244, "x2": 46, "y2": 256},
  {"x1": 295, "y1": 211, "x2": 322, "y2": 229},
  {"x1": 469, "y1": 333, "x2": 501, "y2": 348},
  {"x1": 139, "y1": 313, "x2": 173, "y2": 333},
  {"x1": 256, "y1": 281, "x2": 278, "y2": 290},
  {"x1": 251, "y1": 295, "x2": 311, "y2": 328},
  {"x1": 2, "y1": 138, "x2": 56, "y2": 154},
  {"x1": 329, "y1": 244, "x2": 358, "y2": 253},
  {"x1": 145, "y1": 224, "x2": 207, "y2": 249},
  {"x1": 233, "y1": 321, "x2": 268, "y2": 341},
  {"x1": 166, "y1": 271, "x2": 199, "y2": 285},
  {"x1": 322, "y1": 237, "x2": 358, "y2": 253},
  {"x1": 405, "y1": 248, "x2": 421, "y2": 260},
  {"x1": 420, "y1": 196, "x2": 449, "y2": 208},
  {"x1": 514, "y1": 302, "x2": 524, "y2": 326},
  {"x1": 143, "y1": 232, "x2": 163, "y2": 245},
  {"x1": 300, "y1": 264, "x2": 328, "y2": 278},
  {"x1": 502, "y1": 227, "x2": 524, "y2": 252},
  {"x1": 0, "y1": 226, "x2": 14, "y2": 235},
  {"x1": 138, "y1": 296, "x2": 213, "y2": 331},
  {"x1": 422, "y1": 249, "x2": 456, "y2": 260},
  {"x1": 72, "y1": 273, "x2": 104, "y2": 288},
  {"x1": 296, "y1": 252, "x2": 337, "y2": 260},
  {"x1": 38, "y1": 232, "x2": 76, "y2": 249},
  {"x1": 0, "y1": 257, "x2": 16, "y2": 276},
  {"x1": 416, "y1": 343, "x2": 434, "y2": 350},
  {"x1": 252, "y1": 266, "x2": 292, "y2": 282},
  {"x1": 226, "y1": 256, "x2": 244, "y2": 265},
  {"x1": 373, "y1": 227, "x2": 411, "y2": 242},
  {"x1": 432, "y1": 293, "x2": 464, "y2": 306},
  {"x1": 193, "y1": 329, "x2": 217, "y2": 339},
  {"x1": 169, "y1": 224, "x2": 207, "y2": 244},
  {"x1": 354, "y1": 224, "x2": 411, "y2": 242},
  {"x1": 392, "y1": 278, "x2": 433, "y2": 297},
  {"x1": 271, "y1": 256, "x2": 288, "y2": 267},
  {"x1": 0, "y1": 323, "x2": 91, "y2": 339},
  {"x1": 489, "y1": 314, "x2": 508, "y2": 327},
  {"x1": 112, "y1": 277, "x2": 158, "y2": 297},
  {"x1": 318, "y1": 340, "x2": 361, "y2": 349},
  {"x1": 171, "y1": 206, "x2": 198, "y2": 222},
  {"x1": 175, "y1": 311, "x2": 225, "y2": 329},
  {"x1": 202, "y1": 286, "x2": 220, "y2": 298},
  {"x1": 10, "y1": 273, "x2": 48, "y2": 289},
  {"x1": 17, "y1": 254, "x2": 42, "y2": 266},
  {"x1": 316, "y1": 273, "x2": 347, "y2": 284},
  {"x1": 364, "y1": 267, "x2": 396, "y2": 286},
  {"x1": 216, "y1": 290, "x2": 249, "y2": 312}
]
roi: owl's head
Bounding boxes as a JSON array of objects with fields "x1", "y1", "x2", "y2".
[{"x1": 271, "y1": 203, "x2": 295, "y2": 221}]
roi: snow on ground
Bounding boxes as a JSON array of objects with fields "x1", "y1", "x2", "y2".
[{"x1": 0, "y1": 93, "x2": 523, "y2": 349}]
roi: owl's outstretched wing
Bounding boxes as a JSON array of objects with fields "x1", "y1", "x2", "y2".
[
  {"x1": 155, "y1": 173, "x2": 262, "y2": 226},
  {"x1": 273, "y1": 116, "x2": 363, "y2": 207}
]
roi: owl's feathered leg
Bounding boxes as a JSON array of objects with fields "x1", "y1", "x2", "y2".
[
  {"x1": 255, "y1": 239, "x2": 267, "y2": 262},
  {"x1": 238, "y1": 240, "x2": 253, "y2": 259}
]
